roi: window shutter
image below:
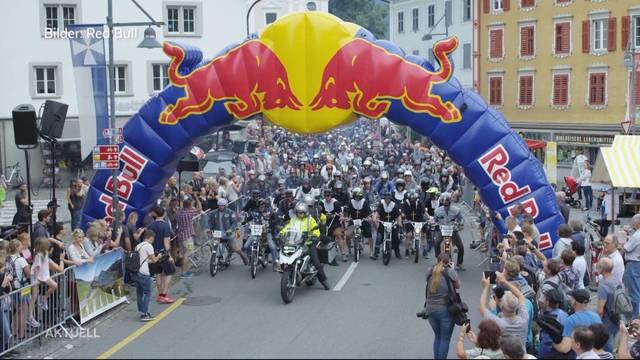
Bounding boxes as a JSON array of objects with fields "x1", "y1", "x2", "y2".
[
  {"x1": 635, "y1": 71, "x2": 640, "y2": 105},
  {"x1": 497, "y1": 29, "x2": 503, "y2": 57},
  {"x1": 553, "y1": 76, "x2": 560, "y2": 105},
  {"x1": 520, "y1": 27, "x2": 527, "y2": 56},
  {"x1": 498, "y1": 78, "x2": 503, "y2": 105},
  {"x1": 504, "y1": 0, "x2": 510, "y2": 11},
  {"x1": 582, "y1": 20, "x2": 590, "y2": 53},
  {"x1": 519, "y1": 77, "x2": 525, "y2": 104},
  {"x1": 607, "y1": 17, "x2": 616, "y2": 52},
  {"x1": 561, "y1": 75, "x2": 568, "y2": 105},
  {"x1": 483, "y1": 0, "x2": 490, "y2": 14},
  {"x1": 561, "y1": 23, "x2": 570, "y2": 53},
  {"x1": 622, "y1": 16, "x2": 630, "y2": 50}
]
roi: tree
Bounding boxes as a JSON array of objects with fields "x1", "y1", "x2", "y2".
[{"x1": 328, "y1": 0, "x2": 389, "y2": 40}]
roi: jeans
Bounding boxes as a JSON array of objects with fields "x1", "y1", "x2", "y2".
[
  {"x1": 243, "y1": 233, "x2": 278, "y2": 263},
  {"x1": 582, "y1": 186, "x2": 593, "y2": 209},
  {"x1": 427, "y1": 308, "x2": 454, "y2": 359},
  {"x1": 604, "y1": 319, "x2": 617, "y2": 353},
  {"x1": 70, "y1": 209, "x2": 82, "y2": 230},
  {"x1": 133, "y1": 272, "x2": 152, "y2": 315},
  {"x1": 624, "y1": 261, "x2": 640, "y2": 318}
]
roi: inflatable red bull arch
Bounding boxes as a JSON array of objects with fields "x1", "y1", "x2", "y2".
[{"x1": 82, "y1": 12, "x2": 563, "y2": 256}]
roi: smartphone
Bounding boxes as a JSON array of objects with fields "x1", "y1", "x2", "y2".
[
  {"x1": 483, "y1": 271, "x2": 497, "y2": 284},
  {"x1": 464, "y1": 320, "x2": 471, "y2": 333}
]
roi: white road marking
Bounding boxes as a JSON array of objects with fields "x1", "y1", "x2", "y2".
[{"x1": 332, "y1": 261, "x2": 358, "y2": 291}]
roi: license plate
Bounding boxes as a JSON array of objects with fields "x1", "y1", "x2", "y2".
[
  {"x1": 250, "y1": 225, "x2": 263, "y2": 236},
  {"x1": 213, "y1": 230, "x2": 222, "y2": 238},
  {"x1": 352, "y1": 219, "x2": 362, "y2": 227}
]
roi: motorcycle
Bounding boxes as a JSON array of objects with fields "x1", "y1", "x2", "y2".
[
  {"x1": 279, "y1": 228, "x2": 320, "y2": 304},
  {"x1": 380, "y1": 221, "x2": 394, "y2": 266},
  {"x1": 438, "y1": 223, "x2": 459, "y2": 266},
  {"x1": 351, "y1": 218, "x2": 364, "y2": 263},
  {"x1": 410, "y1": 221, "x2": 424, "y2": 263},
  {"x1": 209, "y1": 230, "x2": 234, "y2": 277},
  {"x1": 248, "y1": 221, "x2": 270, "y2": 279}
]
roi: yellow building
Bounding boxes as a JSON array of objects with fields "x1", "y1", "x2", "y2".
[{"x1": 475, "y1": 0, "x2": 640, "y2": 167}]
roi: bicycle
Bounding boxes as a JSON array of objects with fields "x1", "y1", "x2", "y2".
[{"x1": 2, "y1": 162, "x2": 24, "y2": 188}]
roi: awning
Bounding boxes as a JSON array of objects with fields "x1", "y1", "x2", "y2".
[
  {"x1": 591, "y1": 135, "x2": 640, "y2": 188},
  {"x1": 525, "y1": 138, "x2": 546, "y2": 150}
]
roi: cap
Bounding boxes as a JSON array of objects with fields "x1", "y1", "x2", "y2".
[
  {"x1": 568, "y1": 289, "x2": 590, "y2": 304},
  {"x1": 544, "y1": 288, "x2": 564, "y2": 305}
]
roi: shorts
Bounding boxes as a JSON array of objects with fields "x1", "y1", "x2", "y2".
[
  {"x1": 403, "y1": 222, "x2": 428, "y2": 234},
  {"x1": 179, "y1": 236, "x2": 194, "y2": 258}
]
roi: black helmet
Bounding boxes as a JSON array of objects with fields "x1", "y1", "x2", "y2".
[
  {"x1": 395, "y1": 179, "x2": 405, "y2": 187},
  {"x1": 382, "y1": 190, "x2": 392, "y2": 198},
  {"x1": 251, "y1": 189, "x2": 260, "y2": 197},
  {"x1": 334, "y1": 181, "x2": 344, "y2": 190},
  {"x1": 408, "y1": 191, "x2": 418, "y2": 200},
  {"x1": 323, "y1": 188, "x2": 333, "y2": 195},
  {"x1": 257, "y1": 199, "x2": 267, "y2": 207},
  {"x1": 420, "y1": 178, "x2": 430, "y2": 186}
]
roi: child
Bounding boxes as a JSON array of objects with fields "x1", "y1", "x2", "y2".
[
  {"x1": 7, "y1": 239, "x2": 32, "y2": 334},
  {"x1": 31, "y1": 237, "x2": 61, "y2": 311}
]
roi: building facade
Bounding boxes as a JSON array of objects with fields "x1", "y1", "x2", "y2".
[
  {"x1": 0, "y1": 0, "x2": 326, "y2": 182},
  {"x1": 390, "y1": 0, "x2": 474, "y2": 89},
  {"x1": 476, "y1": 0, "x2": 640, "y2": 166}
]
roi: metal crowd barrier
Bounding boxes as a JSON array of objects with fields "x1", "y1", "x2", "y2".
[
  {"x1": 0, "y1": 264, "x2": 81, "y2": 356},
  {"x1": 192, "y1": 209, "x2": 212, "y2": 247}
]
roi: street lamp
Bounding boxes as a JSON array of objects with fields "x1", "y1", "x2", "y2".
[
  {"x1": 624, "y1": 45, "x2": 637, "y2": 136},
  {"x1": 106, "y1": 0, "x2": 163, "y2": 230}
]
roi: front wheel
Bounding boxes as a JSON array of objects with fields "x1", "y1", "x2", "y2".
[
  {"x1": 280, "y1": 269, "x2": 296, "y2": 304},
  {"x1": 250, "y1": 250, "x2": 258, "y2": 279},
  {"x1": 210, "y1": 250, "x2": 219, "y2": 277},
  {"x1": 353, "y1": 236, "x2": 361, "y2": 263},
  {"x1": 382, "y1": 240, "x2": 391, "y2": 266},
  {"x1": 414, "y1": 238, "x2": 420, "y2": 263}
]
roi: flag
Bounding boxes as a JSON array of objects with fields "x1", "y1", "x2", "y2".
[
  {"x1": 190, "y1": 146, "x2": 205, "y2": 159},
  {"x1": 68, "y1": 24, "x2": 109, "y2": 160}
]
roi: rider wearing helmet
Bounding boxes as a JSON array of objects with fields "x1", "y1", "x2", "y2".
[
  {"x1": 242, "y1": 199, "x2": 279, "y2": 271},
  {"x1": 279, "y1": 203, "x2": 330, "y2": 290},
  {"x1": 209, "y1": 198, "x2": 249, "y2": 265},
  {"x1": 374, "y1": 171, "x2": 394, "y2": 197},
  {"x1": 360, "y1": 159, "x2": 372, "y2": 179},
  {"x1": 332, "y1": 180, "x2": 349, "y2": 205},
  {"x1": 243, "y1": 189, "x2": 263, "y2": 213},
  {"x1": 434, "y1": 192, "x2": 465, "y2": 270},
  {"x1": 295, "y1": 178, "x2": 314, "y2": 202},
  {"x1": 374, "y1": 190, "x2": 402, "y2": 260},
  {"x1": 402, "y1": 190, "x2": 426, "y2": 258},
  {"x1": 344, "y1": 187, "x2": 373, "y2": 261},
  {"x1": 403, "y1": 170, "x2": 418, "y2": 192},
  {"x1": 277, "y1": 189, "x2": 295, "y2": 224},
  {"x1": 319, "y1": 188, "x2": 344, "y2": 252},
  {"x1": 424, "y1": 187, "x2": 440, "y2": 217},
  {"x1": 393, "y1": 179, "x2": 407, "y2": 203}
]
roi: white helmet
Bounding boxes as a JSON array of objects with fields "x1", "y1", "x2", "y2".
[
  {"x1": 295, "y1": 203, "x2": 308, "y2": 215},
  {"x1": 303, "y1": 195, "x2": 315, "y2": 207}
]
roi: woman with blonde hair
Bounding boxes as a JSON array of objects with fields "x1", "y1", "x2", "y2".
[
  {"x1": 424, "y1": 253, "x2": 460, "y2": 359},
  {"x1": 82, "y1": 226, "x2": 103, "y2": 258},
  {"x1": 31, "y1": 237, "x2": 63, "y2": 311},
  {"x1": 67, "y1": 229, "x2": 93, "y2": 265},
  {"x1": 127, "y1": 212, "x2": 145, "y2": 249}
]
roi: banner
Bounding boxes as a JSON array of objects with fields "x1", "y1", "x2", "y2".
[
  {"x1": 73, "y1": 249, "x2": 127, "y2": 324},
  {"x1": 68, "y1": 24, "x2": 109, "y2": 159},
  {"x1": 545, "y1": 141, "x2": 557, "y2": 186}
]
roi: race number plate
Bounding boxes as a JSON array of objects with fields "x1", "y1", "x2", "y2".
[{"x1": 213, "y1": 230, "x2": 222, "y2": 238}]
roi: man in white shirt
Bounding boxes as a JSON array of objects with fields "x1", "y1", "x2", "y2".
[
  {"x1": 572, "y1": 241, "x2": 588, "y2": 289},
  {"x1": 134, "y1": 230, "x2": 160, "y2": 322},
  {"x1": 573, "y1": 150, "x2": 588, "y2": 201},
  {"x1": 601, "y1": 234, "x2": 624, "y2": 284},
  {"x1": 623, "y1": 214, "x2": 640, "y2": 318},
  {"x1": 571, "y1": 326, "x2": 599, "y2": 359}
]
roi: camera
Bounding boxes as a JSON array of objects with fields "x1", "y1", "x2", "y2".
[{"x1": 416, "y1": 309, "x2": 429, "y2": 320}]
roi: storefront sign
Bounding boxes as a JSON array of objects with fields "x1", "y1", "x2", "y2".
[{"x1": 554, "y1": 134, "x2": 613, "y2": 146}]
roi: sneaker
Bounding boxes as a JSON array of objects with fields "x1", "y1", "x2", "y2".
[
  {"x1": 27, "y1": 317, "x2": 40, "y2": 328},
  {"x1": 369, "y1": 254, "x2": 378, "y2": 260},
  {"x1": 273, "y1": 263, "x2": 280, "y2": 272},
  {"x1": 456, "y1": 264, "x2": 466, "y2": 271},
  {"x1": 38, "y1": 297, "x2": 49, "y2": 311},
  {"x1": 140, "y1": 313, "x2": 155, "y2": 322},
  {"x1": 423, "y1": 254, "x2": 430, "y2": 259},
  {"x1": 342, "y1": 254, "x2": 348, "y2": 262},
  {"x1": 156, "y1": 295, "x2": 167, "y2": 303},
  {"x1": 582, "y1": 207, "x2": 589, "y2": 211},
  {"x1": 320, "y1": 280, "x2": 331, "y2": 291},
  {"x1": 162, "y1": 296, "x2": 176, "y2": 304},
  {"x1": 180, "y1": 272, "x2": 193, "y2": 279},
  {"x1": 405, "y1": 249, "x2": 410, "y2": 257}
]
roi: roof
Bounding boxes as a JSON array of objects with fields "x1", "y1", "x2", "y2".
[{"x1": 592, "y1": 135, "x2": 640, "y2": 188}]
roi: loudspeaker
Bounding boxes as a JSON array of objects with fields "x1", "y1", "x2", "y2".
[
  {"x1": 12, "y1": 104, "x2": 39, "y2": 149},
  {"x1": 231, "y1": 140, "x2": 245, "y2": 154},
  {"x1": 177, "y1": 160, "x2": 200, "y2": 172},
  {"x1": 40, "y1": 100, "x2": 68, "y2": 139}
]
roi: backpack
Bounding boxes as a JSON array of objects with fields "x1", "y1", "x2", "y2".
[
  {"x1": 124, "y1": 243, "x2": 150, "y2": 273},
  {"x1": 609, "y1": 283, "x2": 633, "y2": 324},
  {"x1": 544, "y1": 279, "x2": 573, "y2": 314}
]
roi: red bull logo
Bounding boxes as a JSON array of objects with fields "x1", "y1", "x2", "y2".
[
  {"x1": 479, "y1": 144, "x2": 531, "y2": 204},
  {"x1": 309, "y1": 37, "x2": 461, "y2": 122},
  {"x1": 158, "y1": 40, "x2": 302, "y2": 124}
]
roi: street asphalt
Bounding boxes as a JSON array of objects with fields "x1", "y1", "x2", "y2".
[{"x1": 41, "y1": 214, "x2": 492, "y2": 359}]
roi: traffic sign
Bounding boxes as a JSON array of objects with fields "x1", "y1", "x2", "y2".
[
  {"x1": 102, "y1": 128, "x2": 123, "y2": 138},
  {"x1": 93, "y1": 145, "x2": 119, "y2": 170},
  {"x1": 622, "y1": 120, "x2": 632, "y2": 134}
]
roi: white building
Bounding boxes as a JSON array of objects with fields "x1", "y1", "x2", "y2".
[
  {"x1": 389, "y1": 0, "x2": 474, "y2": 89},
  {"x1": 0, "y1": 0, "x2": 326, "y2": 183}
]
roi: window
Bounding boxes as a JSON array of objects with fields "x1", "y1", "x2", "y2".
[
  {"x1": 398, "y1": 11, "x2": 404, "y2": 33},
  {"x1": 592, "y1": 18, "x2": 607, "y2": 51},
  {"x1": 428, "y1": 5, "x2": 435, "y2": 28},
  {"x1": 634, "y1": 16, "x2": 640, "y2": 48},
  {"x1": 463, "y1": 43, "x2": 472, "y2": 69},
  {"x1": 589, "y1": 72, "x2": 606, "y2": 106},
  {"x1": 520, "y1": 26, "x2": 535, "y2": 57},
  {"x1": 428, "y1": 50, "x2": 435, "y2": 64},
  {"x1": 165, "y1": 4, "x2": 200, "y2": 35},
  {"x1": 113, "y1": 65, "x2": 127, "y2": 94},
  {"x1": 489, "y1": 28, "x2": 504, "y2": 59},
  {"x1": 445, "y1": 1, "x2": 452, "y2": 27},
  {"x1": 265, "y1": 12, "x2": 277, "y2": 25},
  {"x1": 521, "y1": 0, "x2": 535, "y2": 7},
  {"x1": 412, "y1": 8, "x2": 419, "y2": 31},
  {"x1": 554, "y1": 22, "x2": 570, "y2": 54},
  {"x1": 630, "y1": 71, "x2": 640, "y2": 106},
  {"x1": 492, "y1": 0, "x2": 503, "y2": 11},
  {"x1": 553, "y1": 74, "x2": 569, "y2": 106},
  {"x1": 518, "y1": 75, "x2": 533, "y2": 106},
  {"x1": 463, "y1": 0, "x2": 472, "y2": 22},
  {"x1": 152, "y1": 64, "x2": 169, "y2": 92},
  {"x1": 43, "y1": 4, "x2": 77, "y2": 31},
  {"x1": 556, "y1": 0, "x2": 571, "y2": 3},
  {"x1": 489, "y1": 76, "x2": 503, "y2": 106},
  {"x1": 35, "y1": 66, "x2": 57, "y2": 95}
]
